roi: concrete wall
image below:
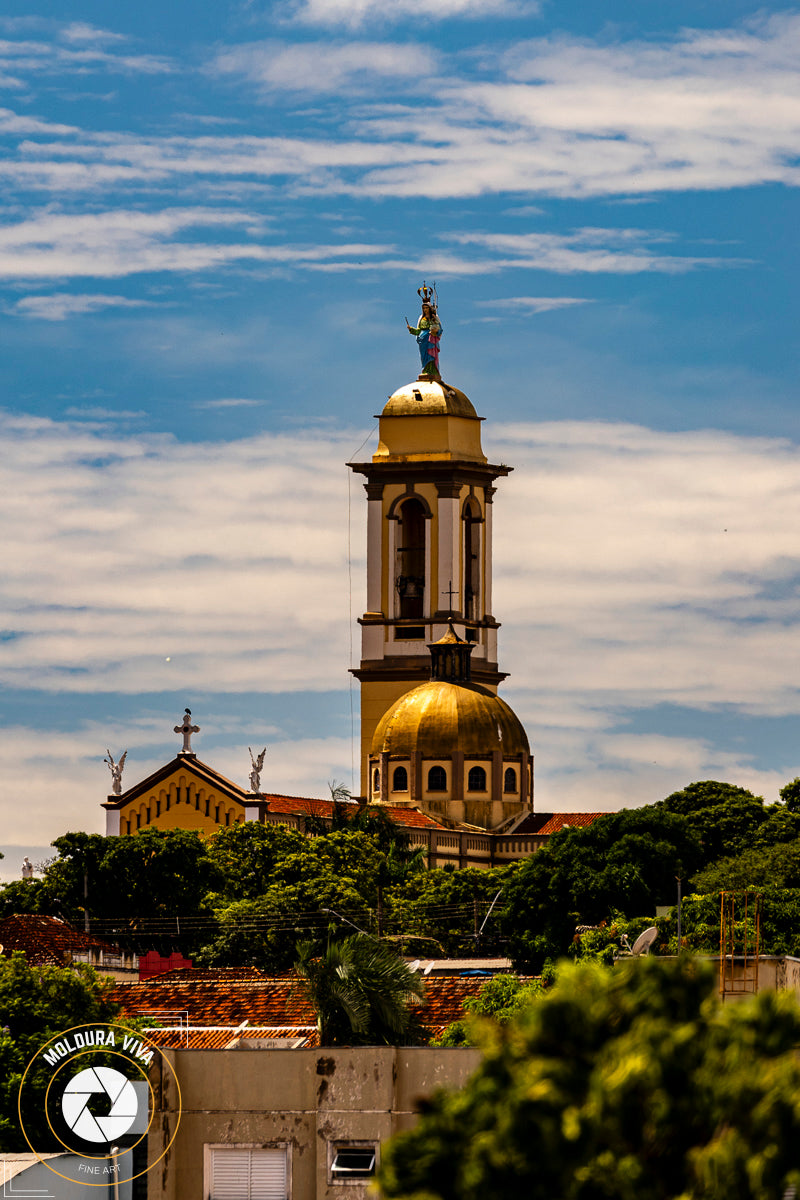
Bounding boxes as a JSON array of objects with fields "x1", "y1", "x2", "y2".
[{"x1": 149, "y1": 1046, "x2": 481, "y2": 1200}]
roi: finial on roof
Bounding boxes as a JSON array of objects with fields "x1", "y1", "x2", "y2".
[
  {"x1": 174, "y1": 707, "x2": 200, "y2": 754},
  {"x1": 405, "y1": 281, "x2": 442, "y2": 380}
]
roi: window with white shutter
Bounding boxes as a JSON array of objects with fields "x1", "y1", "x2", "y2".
[{"x1": 206, "y1": 1145, "x2": 288, "y2": 1200}]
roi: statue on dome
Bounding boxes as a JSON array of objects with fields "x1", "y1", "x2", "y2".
[{"x1": 406, "y1": 283, "x2": 442, "y2": 379}]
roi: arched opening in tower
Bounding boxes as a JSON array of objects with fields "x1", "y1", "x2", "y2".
[
  {"x1": 463, "y1": 497, "x2": 481, "y2": 621},
  {"x1": 396, "y1": 497, "x2": 426, "y2": 619}
]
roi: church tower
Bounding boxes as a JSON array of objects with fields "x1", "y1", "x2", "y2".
[{"x1": 349, "y1": 286, "x2": 526, "y2": 811}]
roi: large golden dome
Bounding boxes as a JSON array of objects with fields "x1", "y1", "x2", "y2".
[{"x1": 371, "y1": 679, "x2": 530, "y2": 759}]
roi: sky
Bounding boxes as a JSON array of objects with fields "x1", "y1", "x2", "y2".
[{"x1": 0, "y1": 0, "x2": 799, "y2": 879}]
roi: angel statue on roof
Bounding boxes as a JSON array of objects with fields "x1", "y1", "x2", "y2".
[
  {"x1": 104, "y1": 748, "x2": 127, "y2": 796},
  {"x1": 406, "y1": 282, "x2": 442, "y2": 379},
  {"x1": 249, "y1": 746, "x2": 267, "y2": 794}
]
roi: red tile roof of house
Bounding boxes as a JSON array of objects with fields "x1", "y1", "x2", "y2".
[
  {"x1": 112, "y1": 965, "x2": 525, "y2": 1043},
  {"x1": 510, "y1": 811, "x2": 610, "y2": 837},
  {"x1": 534, "y1": 813, "x2": 607, "y2": 835},
  {"x1": 264, "y1": 795, "x2": 444, "y2": 830},
  {"x1": 0, "y1": 914, "x2": 118, "y2": 967}
]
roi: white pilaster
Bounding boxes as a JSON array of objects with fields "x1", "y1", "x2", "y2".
[
  {"x1": 483, "y1": 490, "x2": 494, "y2": 616},
  {"x1": 105, "y1": 808, "x2": 120, "y2": 837},
  {"x1": 387, "y1": 516, "x2": 397, "y2": 619},
  {"x1": 366, "y1": 497, "x2": 382, "y2": 613}
]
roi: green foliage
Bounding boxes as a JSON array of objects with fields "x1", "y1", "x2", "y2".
[
  {"x1": 434, "y1": 973, "x2": 546, "y2": 1046},
  {"x1": 0, "y1": 953, "x2": 120, "y2": 1151},
  {"x1": 500, "y1": 807, "x2": 701, "y2": 971},
  {"x1": 38, "y1": 829, "x2": 218, "y2": 928},
  {"x1": 388, "y1": 865, "x2": 519, "y2": 957},
  {"x1": 378, "y1": 956, "x2": 800, "y2": 1200},
  {"x1": 659, "y1": 779, "x2": 766, "y2": 862},
  {"x1": 205, "y1": 822, "x2": 310, "y2": 903},
  {"x1": 779, "y1": 777, "x2": 800, "y2": 813},
  {"x1": 295, "y1": 933, "x2": 425, "y2": 1046},
  {"x1": 693, "y1": 841, "x2": 800, "y2": 892}
]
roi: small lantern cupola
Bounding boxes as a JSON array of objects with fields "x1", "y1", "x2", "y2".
[{"x1": 429, "y1": 622, "x2": 473, "y2": 684}]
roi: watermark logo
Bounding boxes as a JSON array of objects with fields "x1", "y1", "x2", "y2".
[
  {"x1": 16, "y1": 1023, "x2": 181, "y2": 1189},
  {"x1": 61, "y1": 1066, "x2": 138, "y2": 1144}
]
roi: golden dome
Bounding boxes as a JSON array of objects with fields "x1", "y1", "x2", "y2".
[
  {"x1": 371, "y1": 680, "x2": 530, "y2": 759},
  {"x1": 381, "y1": 379, "x2": 479, "y2": 420}
]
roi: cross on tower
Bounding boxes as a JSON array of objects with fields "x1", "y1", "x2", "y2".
[
  {"x1": 174, "y1": 708, "x2": 200, "y2": 754},
  {"x1": 442, "y1": 579, "x2": 459, "y2": 608}
]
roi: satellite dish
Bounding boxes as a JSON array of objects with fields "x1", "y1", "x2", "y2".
[
  {"x1": 408, "y1": 960, "x2": 421, "y2": 973},
  {"x1": 631, "y1": 926, "x2": 658, "y2": 956},
  {"x1": 423, "y1": 961, "x2": 434, "y2": 976}
]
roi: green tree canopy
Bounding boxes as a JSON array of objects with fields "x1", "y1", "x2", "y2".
[
  {"x1": 658, "y1": 779, "x2": 766, "y2": 862},
  {"x1": 379, "y1": 956, "x2": 800, "y2": 1200},
  {"x1": 0, "y1": 953, "x2": 120, "y2": 1151},
  {"x1": 36, "y1": 829, "x2": 219, "y2": 928},
  {"x1": 501, "y1": 807, "x2": 702, "y2": 971}
]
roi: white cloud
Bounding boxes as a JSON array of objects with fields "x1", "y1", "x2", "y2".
[
  {"x1": 211, "y1": 40, "x2": 437, "y2": 93},
  {"x1": 2, "y1": 13, "x2": 796, "y2": 205},
  {"x1": 12, "y1": 292, "x2": 150, "y2": 320},
  {"x1": 59, "y1": 23, "x2": 127, "y2": 46},
  {"x1": 197, "y1": 398, "x2": 264, "y2": 409},
  {"x1": 0, "y1": 107, "x2": 77, "y2": 135},
  {"x1": 487, "y1": 296, "x2": 591, "y2": 314},
  {"x1": 2, "y1": 415, "x2": 800, "y2": 834},
  {"x1": 288, "y1": 0, "x2": 538, "y2": 28},
  {"x1": 0, "y1": 208, "x2": 390, "y2": 281},
  {"x1": 0, "y1": 206, "x2": 730, "y2": 282}
]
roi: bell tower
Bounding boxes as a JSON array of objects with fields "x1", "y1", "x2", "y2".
[{"x1": 348, "y1": 288, "x2": 512, "y2": 794}]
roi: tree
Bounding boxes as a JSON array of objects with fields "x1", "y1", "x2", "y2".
[
  {"x1": 30, "y1": 829, "x2": 219, "y2": 932},
  {"x1": 388, "y1": 865, "x2": 519, "y2": 957},
  {"x1": 205, "y1": 822, "x2": 309, "y2": 903},
  {"x1": 434, "y1": 973, "x2": 547, "y2": 1046},
  {"x1": 295, "y1": 933, "x2": 425, "y2": 1046},
  {"x1": 693, "y1": 841, "x2": 800, "y2": 893},
  {"x1": 779, "y1": 777, "x2": 800, "y2": 813},
  {"x1": 501, "y1": 807, "x2": 702, "y2": 971},
  {"x1": 0, "y1": 953, "x2": 121, "y2": 1151},
  {"x1": 658, "y1": 780, "x2": 766, "y2": 863},
  {"x1": 378, "y1": 956, "x2": 800, "y2": 1200}
]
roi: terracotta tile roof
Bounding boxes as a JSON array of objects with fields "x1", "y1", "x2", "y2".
[
  {"x1": 144, "y1": 1026, "x2": 319, "y2": 1049},
  {"x1": 534, "y1": 813, "x2": 607, "y2": 835},
  {"x1": 265, "y1": 795, "x2": 443, "y2": 830},
  {"x1": 112, "y1": 965, "x2": 528, "y2": 1044},
  {"x1": 0, "y1": 915, "x2": 118, "y2": 967},
  {"x1": 113, "y1": 971, "x2": 316, "y2": 1027}
]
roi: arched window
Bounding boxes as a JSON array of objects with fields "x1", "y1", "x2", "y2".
[
  {"x1": 372, "y1": 767, "x2": 380, "y2": 795},
  {"x1": 427, "y1": 765, "x2": 447, "y2": 792},
  {"x1": 503, "y1": 767, "x2": 518, "y2": 793},
  {"x1": 467, "y1": 765, "x2": 487, "y2": 792},
  {"x1": 463, "y1": 498, "x2": 481, "y2": 620},
  {"x1": 396, "y1": 498, "x2": 426, "y2": 619},
  {"x1": 392, "y1": 765, "x2": 408, "y2": 792}
]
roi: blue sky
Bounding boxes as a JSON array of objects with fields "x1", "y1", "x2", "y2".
[{"x1": 1, "y1": 0, "x2": 799, "y2": 878}]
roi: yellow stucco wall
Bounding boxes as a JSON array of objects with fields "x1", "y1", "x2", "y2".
[{"x1": 115, "y1": 766, "x2": 244, "y2": 836}]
